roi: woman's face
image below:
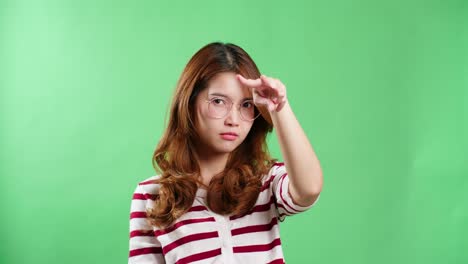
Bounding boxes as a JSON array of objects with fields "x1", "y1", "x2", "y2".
[{"x1": 193, "y1": 72, "x2": 255, "y2": 157}]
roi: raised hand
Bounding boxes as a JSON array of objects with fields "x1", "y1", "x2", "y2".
[{"x1": 236, "y1": 74, "x2": 288, "y2": 112}]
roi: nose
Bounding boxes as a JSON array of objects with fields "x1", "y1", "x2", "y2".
[{"x1": 224, "y1": 105, "x2": 240, "y2": 126}]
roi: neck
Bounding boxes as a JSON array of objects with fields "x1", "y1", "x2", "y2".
[{"x1": 196, "y1": 151, "x2": 229, "y2": 187}]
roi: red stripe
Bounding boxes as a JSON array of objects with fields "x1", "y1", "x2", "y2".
[
  {"x1": 233, "y1": 238, "x2": 282, "y2": 253},
  {"x1": 162, "y1": 231, "x2": 219, "y2": 254},
  {"x1": 231, "y1": 217, "x2": 278, "y2": 236},
  {"x1": 133, "y1": 193, "x2": 158, "y2": 200},
  {"x1": 176, "y1": 248, "x2": 221, "y2": 264},
  {"x1": 130, "y1": 229, "x2": 154, "y2": 238},
  {"x1": 230, "y1": 195, "x2": 275, "y2": 220},
  {"x1": 154, "y1": 217, "x2": 216, "y2": 237},
  {"x1": 130, "y1": 211, "x2": 147, "y2": 219},
  {"x1": 276, "y1": 203, "x2": 294, "y2": 215},
  {"x1": 260, "y1": 174, "x2": 276, "y2": 192},
  {"x1": 267, "y1": 258, "x2": 285, "y2": 264},
  {"x1": 259, "y1": 162, "x2": 285, "y2": 193},
  {"x1": 130, "y1": 206, "x2": 207, "y2": 220},
  {"x1": 139, "y1": 179, "x2": 157, "y2": 185},
  {"x1": 279, "y1": 173, "x2": 302, "y2": 213},
  {"x1": 129, "y1": 246, "x2": 162, "y2": 257},
  {"x1": 188, "y1": 205, "x2": 208, "y2": 212}
]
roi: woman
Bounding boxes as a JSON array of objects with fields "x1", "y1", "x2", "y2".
[{"x1": 128, "y1": 42, "x2": 323, "y2": 264}]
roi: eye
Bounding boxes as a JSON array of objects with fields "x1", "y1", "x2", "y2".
[
  {"x1": 211, "y1": 98, "x2": 226, "y2": 105},
  {"x1": 242, "y1": 101, "x2": 254, "y2": 108}
]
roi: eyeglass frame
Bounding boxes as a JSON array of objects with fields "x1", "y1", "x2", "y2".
[{"x1": 204, "y1": 96, "x2": 261, "y2": 121}]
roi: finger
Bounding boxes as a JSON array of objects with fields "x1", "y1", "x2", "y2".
[
  {"x1": 260, "y1": 75, "x2": 277, "y2": 89},
  {"x1": 273, "y1": 79, "x2": 285, "y2": 93},
  {"x1": 253, "y1": 89, "x2": 276, "y2": 110},
  {"x1": 262, "y1": 75, "x2": 284, "y2": 99},
  {"x1": 252, "y1": 83, "x2": 271, "y2": 96},
  {"x1": 236, "y1": 74, "x2": 263, "y2": 88},
  {"x1": 270, "y1": 79, "x2": 287, "y2": 101},
  {"x1": 252, "y1": 86, "x2": 267, "y2": 97},
  {"x1": 273, "y1": 80, "x2": 286, "y2": 101},
  {"x1": 276, "y1": 98, "x2": 287, "y2": 112},
  {"x1": 254, "y1": 95, "x2": 271, "y2": 106}
]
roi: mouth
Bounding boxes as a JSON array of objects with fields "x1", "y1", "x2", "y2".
[
  {"x1": 220, "y1": 132, "x2": 239, "y2": 141},
  {"x1": 220, "y1": 132, "x2": 238, "y2": 136}
]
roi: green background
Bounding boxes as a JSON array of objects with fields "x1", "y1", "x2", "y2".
[{"x1": 1, "y1": 0, "x2": 467, "y2": 263}]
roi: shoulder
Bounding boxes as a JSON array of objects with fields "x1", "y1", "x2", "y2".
[
  {"x1": 132, "y1": 175, "x2": 162, "y2": 196},
  {"x1": 260, "y1": 162, "x2": 287, "y2": 189},
  {"x1": 262, "y1": 162, "x2": 286, "y2": 181},
  {"x1": 270, "y1": 162, "x2": 286, "y2": 175},
  {"x1": 130, "y1": 175, "x2": 162, "y2": 213}
]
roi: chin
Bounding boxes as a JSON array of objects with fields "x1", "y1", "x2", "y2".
[
  {"x1": 199, "y1": 137, "x2": 244, "y2": 156},
  {"x1": 215, "y1": 146, "x2": 237, "y2": 154},
  {"x1": 213, "y1": 142, "x2": 240, "y2": 154}
]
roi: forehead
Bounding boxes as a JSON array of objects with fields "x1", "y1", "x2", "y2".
[{"x1": 204, "y1": 72, "x2": 252, "y2": 99}]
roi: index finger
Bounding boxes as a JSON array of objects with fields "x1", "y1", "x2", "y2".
[{"x1": 236, "y1": 74, "x2": 262, "y2": 88}]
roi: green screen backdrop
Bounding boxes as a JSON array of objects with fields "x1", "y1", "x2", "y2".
[{"x1": 1, "y1": 0, "x2": 467, "y2": 263}]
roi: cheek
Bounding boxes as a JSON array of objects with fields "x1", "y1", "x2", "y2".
[
  {"x1": 195, "y1": 103, "x2": 209, "y2": 127},
  {"x1": 241, "y1": 122, "x2": 254, "y2": 137},
  {"x1": 196, "y1": 114, "x2": 218, "y2": 135},
  {"x1": 194, "y1": 111, "x2": 208, "y2": 136}
]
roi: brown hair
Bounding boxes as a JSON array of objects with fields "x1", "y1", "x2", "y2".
[{"x1": 148, "y1": 42, "x2": 275, "y2": 228}]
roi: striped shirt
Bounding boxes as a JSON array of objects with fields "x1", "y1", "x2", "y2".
[{"x1": 128, "y1": 162, "x2": 319, "y2": 263}]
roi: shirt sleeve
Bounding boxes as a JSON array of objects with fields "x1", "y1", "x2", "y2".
[
  {"x1": 128, "y1": 183, "x2": 165, "y2": 264},
  {"x1": 269, "y1": 162, "x2": 320, "y2": 222}
]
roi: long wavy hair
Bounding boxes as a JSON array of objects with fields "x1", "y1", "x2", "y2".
[{"x1": 147, "y1": 42, "x2": 275, "y2": 228}]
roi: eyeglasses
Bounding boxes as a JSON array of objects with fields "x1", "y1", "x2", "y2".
[{"x1": 205, "y1": 97, "x2": 260, "y2": 121}]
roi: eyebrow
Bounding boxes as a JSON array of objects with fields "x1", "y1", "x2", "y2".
[{"x1": 209, "y1": 93, "x2": 253, "y2": 101}]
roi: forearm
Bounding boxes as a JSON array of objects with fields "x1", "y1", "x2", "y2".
[{"x1": 270, "y1": 101, "x2": 323, "y2": 206}]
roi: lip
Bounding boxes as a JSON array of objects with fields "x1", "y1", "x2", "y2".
[
  {"x1": 220, "y1": 132, "x2": 238, "y2": 141},
  {"x1": 220, "y1": 132, "x2": 239, "y2": 136}
]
